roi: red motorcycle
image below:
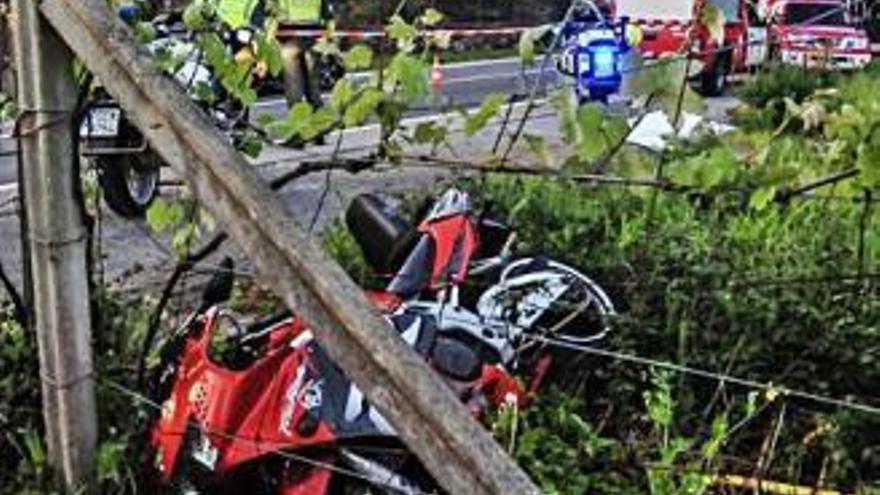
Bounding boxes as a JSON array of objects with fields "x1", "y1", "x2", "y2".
[{"x1": 145, "y1": 188, "x2": 615, "y2": 493}]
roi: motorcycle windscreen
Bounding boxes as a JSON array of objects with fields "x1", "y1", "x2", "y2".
[{"x1": 386, "y1": 235, "x2": 435, "y2": 297}]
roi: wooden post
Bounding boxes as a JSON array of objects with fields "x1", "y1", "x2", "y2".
[
  {"x1": 10, "y1": 0, "x2": 97, "y2": 489},
  {"x1": 39, "y1": 1, "x2": 541, "y2": 494}
]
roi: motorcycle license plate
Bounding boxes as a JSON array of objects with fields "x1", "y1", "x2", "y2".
[{"x1": 80, "y1": 108, "x2": 121, "y2": 138}]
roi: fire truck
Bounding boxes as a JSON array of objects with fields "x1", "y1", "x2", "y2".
[
  {"x1": 767, "y1": 0, "x2": 872, "y2": 70},
  {"x1": 615, "y1": 0, "x2": 872, "y2": 96}
]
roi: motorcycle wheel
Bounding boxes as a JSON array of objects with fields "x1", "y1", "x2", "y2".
[
  {"x1": 97, "y1": 152, "x2": 160, "y2": 218},
  {"x1": 477, "y1": 256, "x2": 615, "y2": 346},
  {"x1": 316, "y1": 55, "x2": 344, "y2": 92}
]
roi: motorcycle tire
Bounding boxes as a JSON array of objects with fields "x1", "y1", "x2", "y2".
[
  {"x1": 477, "y1": 256, "x2": 615, "y2": 346},
  {"x1": 97, "y1": 152, "x2": 160, "y2": 218}
]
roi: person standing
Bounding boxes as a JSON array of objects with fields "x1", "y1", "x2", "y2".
[{"x1": 277, "y1": 0, "x2": 329, "y2": 110}]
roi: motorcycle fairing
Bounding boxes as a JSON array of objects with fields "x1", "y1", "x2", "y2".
[
  {"x1": 387, "y1": 214, "x2": 480, "y2": 297},
  {"x1": 153, "y1": 308, "x2": 447, "y2": 479}
]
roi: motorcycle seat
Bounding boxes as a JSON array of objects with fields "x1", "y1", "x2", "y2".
[{"x1": 346, "y1": 194, "x2": 419, "y2": 275}]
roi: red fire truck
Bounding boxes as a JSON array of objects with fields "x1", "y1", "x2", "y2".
[
  {"x1": 767, "y1": 0, "x2": 872, "y2": 70},
  {"x1": 615, "y1": 0, "x2": 871, "y2": 96}
]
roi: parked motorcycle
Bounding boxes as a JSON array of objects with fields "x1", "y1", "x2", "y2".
[
  {"x1": 556, "y1": 2, "x2": 635, "y2": 104},
  {"x1": 145, "y1": 188, "x2": 615, "y2": 493},
  {"x1": 79, "y1": 11, "x2": 252, "y2": 218}
]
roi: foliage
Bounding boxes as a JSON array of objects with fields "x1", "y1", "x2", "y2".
[{"x1": 479, "y1": 173, "x2": 879, "y2": 492}]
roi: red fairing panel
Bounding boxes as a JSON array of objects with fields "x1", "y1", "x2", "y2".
[{"x1": 419, "y1": 214, "x2": 480, "y2": 289}]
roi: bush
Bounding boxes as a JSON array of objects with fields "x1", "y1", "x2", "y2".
[
  {"x1": 739, "y1": 63, "x2": 836, "y2": 108},
  {"x1": 480, "y1": 176, "x2": 879, "y2": 492}
]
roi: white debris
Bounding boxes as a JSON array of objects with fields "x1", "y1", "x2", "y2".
[{"x1": 626, "y1": 110, "x2": 735, "y2": 152}]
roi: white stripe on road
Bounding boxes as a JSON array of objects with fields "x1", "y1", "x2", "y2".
[{"x1": 254, "y1": 57, "x2": 540, "y2": 109}]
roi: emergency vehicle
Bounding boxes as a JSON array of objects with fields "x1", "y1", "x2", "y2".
[
  {"x1": 614, "y1": 0, "x2": 871, "y2": 96},
  {"x1": 767, "y1": 0, "x2": 872, "y2": 70}
]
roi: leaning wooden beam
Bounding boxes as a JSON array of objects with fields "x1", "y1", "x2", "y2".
[{"x1": 39, "y1": 1, "x2": 540, "y2": 493}]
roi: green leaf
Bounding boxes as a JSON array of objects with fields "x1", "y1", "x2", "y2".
[
  {"x1": 23, "y1": 429, "x2": 46, "y2": 470},
  {"x1": 183, "y1": 0, "x2": 213, "y2": 30},
  {"x1": 412, "y1": 122, "x2": 448, "y2": 146},
  {"x1": 96, "y1": 441, "x2": 125, "y2": 483},
  {"x1": 343, "y1": 88, "x2": 384, "y2": 127},
  {"x1": 749, "y1": 185, "x2": 777, "y2": 210},
  {"x1": 217, "y1": 0, "x2": 259, "y2": 29},
  {"x1": 551, "y1": 90, "x2": 578, "y2": 144},
  {"x1": 857, "y1": 127, "x2": 880, "y2": 187},
  {"x1": 519, "y1": 27, "x2": 549, "y2": 66},
  {"x1": 201, "y1": 33, "x2": 232, "y2": 73},
  {"x1": 575, "y1": 104, "x2": 605, "y2": 161},
  {"x1": 134, "y1": 22, "x2": 157, "y2": 44},
  {"x1": 464, "y1": 93, "x2": 506, "y2": 137},
  {"x1": 302, "y1": 107, "x2": 338, "y2": 139},
  {"x1": 146, "y1": 198, "x2": 185, "y2": 233},
  {"x1": 420, "y1": 8, "x2": 445, "y2": 27},
  {"x1": 386, "y1": 15, "x2": 418, "y2": 52},
  {"x1": 524, "y1": 134, "x2": 554, "y2": 168},
  {"x1": 331, "y1": 79, "x2": 355, "y2": 110},
  {"x1": 387, "y1": 53, "x2": 427, "y2": 100},
  {"x1": 343, "y1": 45, "x2": 374, "y2": 72},
  {"x1": 255, "y1": 34, "x2": 284, "y2": 77}
]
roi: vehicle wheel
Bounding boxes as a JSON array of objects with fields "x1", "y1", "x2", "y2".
[
  {"x1": 316, "y1": 55, "x2": 344, "y2": 92},
  {"x1": 166, "y1": 426, "x2": 214, "y2": 495},
  {"x1": 698, "y1": 54, "x2": 729, "y2": 97},
  {"x1": 97, "y1": 152, "x2": 160, "y2": 218},
  {"x1": 477, "y1": 256, "x2": 615, "y2": 346}
]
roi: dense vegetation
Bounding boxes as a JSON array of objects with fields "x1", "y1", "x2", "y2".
[{"x1": 481, "y1": 64, "x2": 880, "y2": 494}]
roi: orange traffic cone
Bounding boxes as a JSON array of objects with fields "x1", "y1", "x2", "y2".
[{"x1": 431, "y1": 53, "x2": 444, "y2": 92}]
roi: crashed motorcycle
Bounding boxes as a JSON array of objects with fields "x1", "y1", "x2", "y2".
[{"x1": 145, "y1": 188, "x2": 615, "y2": 493}]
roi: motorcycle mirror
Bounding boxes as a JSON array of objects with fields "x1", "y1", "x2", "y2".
[{"x1": 201, "y1": 257, "x2": 235, "y2": 308}]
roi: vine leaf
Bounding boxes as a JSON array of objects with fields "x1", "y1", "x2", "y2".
[
  {"x1": 411, "y1": 121, "x2": 448, "y2": 147},
  {"x1": 387, "y1": 53, "x2": 427, "y2": 101},
  {"x1": 749, "y1": 185, "x2": 777, "y2": 210},
  {"x1": 386, "y1": 15, "x2": 418, "y2": 52},
  {"x1": 343, "y1": 45, "x2": 374, "y2": 72},
  {"x1": 575, "y1": 103, "x2": 605, "y2": 161},
  {"x1": 420, "y1": 8, "x2": 445, "y2": 27},
  {"x1": 519, "y1": 26, "x2": 550, "y2": 66},
  {"x1": 146, "y1": 198, "x2": 185, "y2": 234},
  {"x1": 464, "y1": 93, "x2": 506, "y2": 137},
  {"x1": 857, "y1": 127, "x2": 880, "y2": 187},
  {"x1": 217, "y1": 0, "x2": 259, "y2": 29},
  {"x1": 524, "y1": 134, "x2": 554, "y2": 168},
  {"x1": 344, "y1": 88, "x2": 384, "y2": 127}
]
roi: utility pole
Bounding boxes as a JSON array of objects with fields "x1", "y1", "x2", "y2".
[{"x1": 11, "y1": 0, "x2": 97, "y2": 490}]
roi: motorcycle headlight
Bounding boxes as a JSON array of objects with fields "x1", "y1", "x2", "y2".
[{"x1": 236, "y1": 29, "x2": 253, "y2": 44}]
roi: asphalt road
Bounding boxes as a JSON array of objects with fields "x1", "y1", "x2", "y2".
[{"x1": 250, "y1": 57, "x2": 562, "y2": 121}]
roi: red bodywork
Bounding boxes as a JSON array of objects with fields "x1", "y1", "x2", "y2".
[
  {"x1": 621, "y1": 0, "x2": 871, "y2": 79},
  {"x1": 149, "y1": 210, "x2": 528, "y2": 493},
  {"x1": 769, "y1": 1, "x2": 872, "y2": 69}
]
